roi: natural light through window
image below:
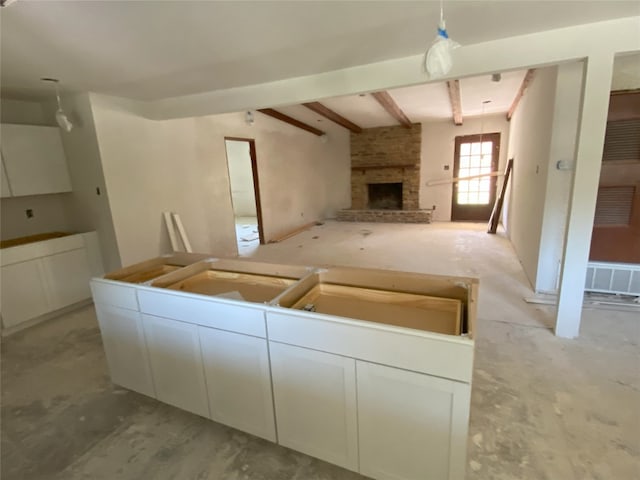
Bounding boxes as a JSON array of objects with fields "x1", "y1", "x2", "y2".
[{"x1": 457, "y1": 141, "x2": 493, "y2": 205}]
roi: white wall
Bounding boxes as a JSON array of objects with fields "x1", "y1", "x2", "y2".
[
  {"x1": 89, "y1": 94, "x2": 350, "y2": 266},
  {"x1": 225, "y1": 140, "x2": 257, "y2": 217},
  {"x1": 41, "y1": 94, "x2": 122, "y2": 272},
  {"x1": 420, "y1": 115, "x2": 510, "y2": 221},
  {"x1": 0, "y1": 98, "x2": 51, "y2": 126},
  {"x1": 0, "y1": 194, "x2": 73, "y2": 240},
  {"x1": 504, "y1": 66, "x2": 559, "y2": 288},
  {"x1": 535, "y1": 62, "x2": 584, "y2": 293}
]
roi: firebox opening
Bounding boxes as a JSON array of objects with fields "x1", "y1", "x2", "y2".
[{"x1": 368, "y1": 183, "x2": 403, "y2": 210}]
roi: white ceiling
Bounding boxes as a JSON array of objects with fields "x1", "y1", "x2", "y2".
[
  {"x1": 1, "y1": 0, "x2": 638, "y2": 101},
  {"x1": 278, "y1": 70, "x2": 528, "y2": 129}
]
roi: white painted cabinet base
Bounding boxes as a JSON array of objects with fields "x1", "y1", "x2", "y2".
[
  {"x1": 270, "y1": 342, "x2": 359, "y2": 472},
  {"x1": 199, "y1": 327, "x2": 276, "y2": 442},
  {"x1": 94, "y1": 304, "x2": 155, "y2": 398},
  {"x1": 142, "y1": 314, "x2": 210, "y2": 418},
  {"x1": 357, "y1": 361, "x2": 471, "y2": 480}
]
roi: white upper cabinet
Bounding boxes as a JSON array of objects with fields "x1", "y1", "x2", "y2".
[
  {"x1": 1, "y1": 156, "x2": 12, "y2": 197},
  {"x1": 1, "y1": 124, "x2": 72, "y2": 196}
]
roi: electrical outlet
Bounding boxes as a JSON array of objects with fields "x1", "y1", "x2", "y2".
[
  {"x1": 432, "y1": 205, "x2": 436, "y2": 210},
  {"x1": 444, "y1": 165, "x2": 450, "y2": 170},
  {"x1": 96, "y1": 187, "x2": 101, "y2": 195},
  {"x1": 26, "y1": 209, "x2": 34, "y2": 218}
]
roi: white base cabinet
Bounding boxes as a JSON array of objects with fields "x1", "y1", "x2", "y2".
[
  {"x1": 1, "y1": 259, "x2": 51, "y2": 328},
  {"x1": 94, "y1": 304, "x2": 155, "y2": 398},
  {"x1": 357, "y1": 361, "x2": 471, "y2": 480},
  {"x1": 91, "y1": 260, "x2": 477, "y2": 480},
  {"x1": 269, "y1": 342, "x2": 359, "y2": 472},
  {"x1": 142, "y1": 314, "x2": 210, "y2": 418},
  {"x1": 40, "y1": 249, "x2": 92, "y2": 310},
  {"x1": 199, "y1": 327, "x2": 276, "y2": 442}
]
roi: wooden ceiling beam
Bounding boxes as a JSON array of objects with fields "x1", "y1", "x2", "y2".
[
  {"x1": 257, "y1": 108, "x2": 325, "y2": 136},
  {"x1": 371, "y1": 91, "x2": 412, "y2": 128},
  {"x1": 302, "y1": 102, "x2": 362, "y2": 133},
  {"x1": 446, "y1": 80, "x2": 463, "y2": 126},
  {"x1": 507, "y1": 69, "x2": 536, "y2": 121}
]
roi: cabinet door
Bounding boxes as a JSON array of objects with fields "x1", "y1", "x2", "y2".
[
  {"x1": 1, "y1": 155, "x2": 11, "y2": 197},
  {"x1": 1, "y1": 124, "x2": 71, "y2": 196},
  {"x1": 142, "y1": 314, "x2": 209, "y2": 418},
  {"x1": 199, "y1": 327, "x2": 276, "y2": 441},
  {"x1": 1, "y1": 260, "x2": 49, "y2": 328},
  {"x1": 40, "y1": 248, "x2": 92, "y2": 310},
  {"x1": 269, "y1": 342, "x2": 358, "y2": 471},
  {"x1": 357, "y1": 361, "x2": 471, "y2": 480},
  {"x1": 94, "y1": 304, "x2": 155, "y2": 398}
]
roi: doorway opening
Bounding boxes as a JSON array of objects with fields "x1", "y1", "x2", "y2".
[
  {"x1": 451, "y1": 133, "x2": 500, "y2": 221},
  {"x1": 224, "y1": 138, "x2": 265, "y2": 256}
]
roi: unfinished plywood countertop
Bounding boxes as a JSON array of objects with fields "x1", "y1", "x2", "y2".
[{"x1": 0, "y1": 232, "x2": 72, "y2": 249}]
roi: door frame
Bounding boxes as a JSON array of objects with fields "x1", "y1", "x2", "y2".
[
  {"x1": 224, "y1": 137, "x2": 265, "y2": 245},
  {"x1": 451, "y1": 132, "x2": 501, "y2": 222}
]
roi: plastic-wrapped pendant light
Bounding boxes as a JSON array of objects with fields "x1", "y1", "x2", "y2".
[
  {"x1": 424, "y1": 0, "x2": 460, "y2": 78},
  {"x1": 42, "y1": 78, "x2": 73, "y2": 132}
]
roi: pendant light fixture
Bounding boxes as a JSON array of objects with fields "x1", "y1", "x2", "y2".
[
  {"x1": 42, "y1": 78, "x2": 73, "y2": 132},
  {"x1": 424, "y1": 0, "x2": 460, "y2": 78}
]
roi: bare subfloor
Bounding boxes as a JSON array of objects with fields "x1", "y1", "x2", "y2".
[{"x1": 2, "y1": 222, "x2": 639, "y2": 480}]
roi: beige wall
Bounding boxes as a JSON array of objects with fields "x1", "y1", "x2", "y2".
[
  {"x1": 90, "y1": 94, "x2": 350, "y2": 266},
  {"x1": 505, "y1": 66, "x2": 559, "y2": 288},
  {"x1": 420, "y1": 115, "x2": 510, "y2": 221},
  {"x1": 535, "y1": 62, "x2": 584, "y2": 293},
  {"x1": 226, "y1": 140, "x2": 257, "y2": 217},
  {"x1": 0, "y1": 193, "x2": 73, "y2": 240}
]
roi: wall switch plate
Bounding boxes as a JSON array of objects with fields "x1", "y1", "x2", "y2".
[{"x1": 444, "y1": 165, "x2": 450, "y2": 170}]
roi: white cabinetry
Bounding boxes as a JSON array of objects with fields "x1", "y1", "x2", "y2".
[
  {"x1": 199, "y1": 327, "x2": 276, "y2": 441},
  {"x1": 142, "y1": 314, "x2": 210, "y2": 418},
  {"x1": 40, "y1": 249, "x2": 91, "y2": 310},
  {"x1": 269, "y1": 342, "x2": 358, "y2": 471},
  {"x1": 356, "y1": 361, "x2": 471, "y2": 480},
  {"x1": 1, "y1": 233, "x2": 102, "y2": 332},
  {"x1": 0, "y1": 124, "x2": 71, "y2": 196},
  {"x1": 1, "y1": 259, "x2": 50, "y2": 328},
  {"x1": 94, "y1": 304, "x2": 155, "y2": 397}
]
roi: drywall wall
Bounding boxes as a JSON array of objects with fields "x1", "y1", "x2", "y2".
[
  {"x1": 505, "y1": 66, "x2": 559, "y2": 288},
  {"x1": 0, "y1": 98, "x2": 51, "y2": 126},
  {"x1": 89, "y1": 94, "x2": 350, "y2": 265},
  {"x1": 41, "y1": 93, "x2": 122, "y2": 272},
  {"x1": 0, "y1": 193, "x2": 73, "y2": 240},
  {"x1": 421, "y1": 115, "x2": 510, "y2": 221},
  {"x1": 535, "y1": 62, "x2": 584, "y2": 293},
  {"x1": 197, "y1": 113, "x2": 350, "y2": 243},
  {"x1": 225, "y1": 140, "x2": 257, "y2": 217}
]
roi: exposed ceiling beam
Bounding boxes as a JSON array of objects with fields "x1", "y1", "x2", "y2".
[
  {"x1": 446, "y1": 80, "x2": 463, "y2": 126},
  {"x1": 371, "y1": 91, "x2": 412, "y2": 128},
  {"x1": 257, "y1": 108, "x2": 325, "y2": 136},
  {"x1": 507, "y1": 69, "x2": 536, "y2": 121},
  {"x1": 302, "y1": 102, "x2": 362, "y2": 133}
]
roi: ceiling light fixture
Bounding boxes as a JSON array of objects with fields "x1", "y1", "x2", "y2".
[
  {"x1": 245, "y1": 110, "x2": 255, "y2": 126},
  {"x1": 424, "y1": 0, "x2": 460, "y2": 78},
  {"x1": 42, "y1": 78, "x2": 73, "y2": 133}
]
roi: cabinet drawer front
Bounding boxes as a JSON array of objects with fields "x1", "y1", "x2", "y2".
[
  {"x1": 137, "y1": 289, "x2": 265, "y2": 337},
  {"x1": 357, "y1": 361, "x2": 471, "y2": 480},
  {"x1": 90, "y1": 280, "x2": 138, "y2": 311},
  {"x1": 267, "y1": 311, "x2": 473, "y2": 383}
]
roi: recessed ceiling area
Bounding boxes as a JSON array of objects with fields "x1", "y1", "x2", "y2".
[
  {"x1": 276, "y1": 70, "x2": 528, "y2": 130},
  {"x1": 1, "y1": 0, "x2": 638, "y2": 101}
]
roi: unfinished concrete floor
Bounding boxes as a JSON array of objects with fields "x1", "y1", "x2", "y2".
[{"x1": 2, "y1": 221, "x2": 639, "y2": 480}]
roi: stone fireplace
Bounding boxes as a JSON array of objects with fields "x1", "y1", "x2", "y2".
[{"x1": 337, "y1": 124, "x2": 431, "y2": 223}]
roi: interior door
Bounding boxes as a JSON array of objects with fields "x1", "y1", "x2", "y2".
[{"x1": 451, "y1": 133, "x2": 500, "y2": 221}]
